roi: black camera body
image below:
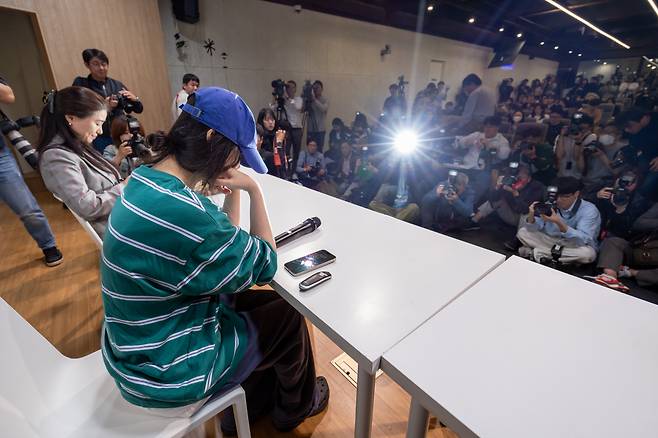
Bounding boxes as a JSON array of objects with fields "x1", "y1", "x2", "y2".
[
  {"x1": 582, "y1": 140, "x2": 601, "y2": 155},
  {"x1": 125, "y1": 116, "x2": 149, "y2": 158},
  {"x1": 501, "y1": 161, "x2": 520, "y2": 187},
  {"x1": 612, "y1": 174, "x2": 635, "y2": 207},
  {"x1": 271, "y1": 79, "x2": 286, "y2": 99},
  {"x1": 534, "y1": 185, "x2": 558, "y2": 217},
  {"x1": 113, "y1": 94, "x2": 137, "y2": 114},
  {"x1": 0, "y1": 110, "x2": 40, "y2": 169},
  {"x1": 441, "y1": 169, "x2": 458, "y2": 198},
  {"x1": 301, "y1": 80, "x2": 314, "y2": 104}
]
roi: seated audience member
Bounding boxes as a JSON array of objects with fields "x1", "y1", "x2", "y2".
[
  {"x1": 545, "y1": 106, "x2": 566, "y2": 146},
  {"x1": 104, "y1": 115, "x2": 145, "y2": 178},
  {"x1": 38, "y1": 86, "x2": 124, "y2": 239},
  {"x1": 296, "y1": 139, "x2": 328, "y2": 190},
  {"x1": 587, "y1": 202, "x2": 658, "y2": 291},
  {"x1": 327, "y1": 141, "x2": 359, "y2": 196},
  {"x1": 579, "y1": 92, "x2": 603, "y2": 126},
  {"x1": 171, "y1": 73, "x2": 199, "y2": 121},
  {"x1": 420, "y1": 171, "x2": 475, "y2": 232},
  {"x1": 73, "y1": 48, "x2": 143, "y2": 153},
  {"x1": 469, "y1": 163, "x2": 544, "y2": 228},
  {"x1": 101, "y1": 87, "x2": 328, "y2": 433},
  {"x1": 616, "y1": 107, "x2": 658, "y2": 201},
  {"x1": 326, "y1": 117, "x2": 350, "y2": 162},
  {"x1": 515, "y1": 127, "x2": 557, "y2": 186},
  {"x1": 595, "y1": 171, "x2": 650, "y2": 240},
  {"x1": 447, "y1": 74, "x2": 496, "y2": 135},
  {"x1": 517, "y1": 177, "x2": 601, "y2": 265},
  {"x1": 351, "y1": 112, "x2": 370, "y2": 145},
  {"x1": 576, "y1": 120, "x2": 623, "y2": 201},
  {"x1": 530, "y1": 104, "x2": 546, "y2": 123}
]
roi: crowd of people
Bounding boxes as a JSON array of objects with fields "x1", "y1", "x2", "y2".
[
  {"x1": 1, "y1": 43, "x2": 657, "y2": 433},
  {"x1": 251, "y1": 68, "x2": 658, "y2": 293}
]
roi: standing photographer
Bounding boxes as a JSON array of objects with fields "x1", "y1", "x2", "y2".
[
  {"x1": 171, "y1": 73, "x2": 199, "y2": 121},
  {"x1": 308, "y1": 80, "x2": 329, "y2": 152},
  {"x1": 271, "y1": 80, "x2": 303, "y2": 164},
  {"x1": 72, "y1": 48, "x2": 143, "y2": 153},
  {"x1": 0, "y1": 76, "x2": 62, "y2": 266}
]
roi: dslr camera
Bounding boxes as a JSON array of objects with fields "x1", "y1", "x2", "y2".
[
  {"x1": 534, "y1": 185, "x2": 558, "y2": 217},
  {"x1": 441, "y1": 169, "x2": 459, "y2": 198},
  {"x1": 0, "y1": 110, "x2": 39, "y2": 169},
  {"x1": 113, "y1": 94, "x2": 137, "y2": 114},
  {"x1": 501, "y1": 161, "x2": 520, "y2": 187},
  {"x1": 125, "y1": 116, "x2": 149, "y2": 158},
  {"x1": 612, "y1": 174, "x2": 635, "y2": 207}
]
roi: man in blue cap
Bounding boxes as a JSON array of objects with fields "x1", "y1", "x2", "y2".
[{"x1": 101, "y1": 87, "x2": 329, "y2": 433}]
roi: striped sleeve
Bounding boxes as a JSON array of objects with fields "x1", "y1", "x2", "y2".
[{"x1": 181, "y1": 218, "x2": 277, "y2": 296}]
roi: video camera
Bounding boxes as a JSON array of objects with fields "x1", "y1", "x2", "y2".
[
  {"x1": 0, "y1": 109, "x2": 39, "y2": 169},
  {"x1": 271, "y1": 79, "x2": 286, "y2": 99},
  {"x1": 501, "y1": 161, "x2": 520, "y2": 186},
  {"x1": 534, "y1": 185, "x2": 558, "y2": 217},
  {"x1": 301, "y1": 80, "x2": 314, "y2": 104},
  {"x1": 612, "y1": 174, "x2": 635, "y2": 207},
  {"x1": 125, "y1": 115, "x2": 149, "y2": 158}
]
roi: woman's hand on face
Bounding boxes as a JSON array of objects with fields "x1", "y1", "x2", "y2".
[
  {"x1": 215, "y1": 168, "x2": 256, "y2": 193},
  {"x1": 106, "y1": 95, "x2": 119, "y2": 109},
  {"x1": 117, "y1": 141, "x2": 133, "y2": 159}
]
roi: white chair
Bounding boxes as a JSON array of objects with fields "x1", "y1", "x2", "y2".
[
  {"x1": 0, "y1": 298, "x2": 251, "y2": 437},
  {"x1": 52, "y1": 194, "x2": 103, "y2": 249}
]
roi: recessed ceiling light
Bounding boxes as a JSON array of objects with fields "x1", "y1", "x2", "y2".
[
  {"x1": 554, "y1": 45, "x2": 559, "y2": 50},
  {"x1": 568, "y1": 50, "x2": 573, "y2": 54},
  {"x1": 468, "y1": 17, "x2": 475, "y2": 23},
  {"x1": 516, "y1": 32, "x2": 523, "y2": 38},
  {"x1": 427, "y1": 5, "x2": 434, "y2": 11},
  {"x1": 648, "y1": 64, "x2": 652, "y2": 67},
  {"x1": 540, "y1": 41, "x2": 545, "y2": 45},
  {"x1": 603, "y1": 61, "x2": 607, "y2": 65},
  {"x1": 499, "y1": 27, "x2": 505, "y2": 32},
  {"x1": 542, "y1": 0, "x2": 631, "y2": 49},
  {"x1": 578, "y1": 53, "x2": 582, "y2": 57}
]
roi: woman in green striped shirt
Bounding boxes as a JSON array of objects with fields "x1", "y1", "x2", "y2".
[{"x1": 100, "y1": 87, "x2": 328, "y2": 433}]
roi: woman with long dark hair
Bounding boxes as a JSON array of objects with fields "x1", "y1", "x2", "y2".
[
  {"x1": 37, "y1": 86, "x2": 124, "y2": 239},
  {"x1": 256, "y1": 107, "x2": 286, "y2": 176},
  {"x1": 100, "y1": 87, "x2": 328, "y2": 433}
]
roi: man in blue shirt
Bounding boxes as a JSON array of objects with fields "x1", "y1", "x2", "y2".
[{"x1": 517, "y1": 177, "x2": 601, "y2": 264}]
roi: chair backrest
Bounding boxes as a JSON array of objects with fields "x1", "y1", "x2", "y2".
[{"x1": 52, "y1": 194, "x2": 103, "y2": 249}]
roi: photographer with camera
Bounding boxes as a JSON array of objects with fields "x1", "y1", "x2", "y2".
[
  {"x1": 420, "y1": 170, "x2": 475, "y2": 231},
  {"x1": 515, "y1": 126, "x2": 557, "y2": 186},
  {"x1": 469, "y1": 162, "x2": 544, "y2": 228},
  {"x1": 73, "y1": 49, "x2": 143, "y2": 153},
  {"x1": 594, "y1": 170, "x2": 650, "y2": 240},
  {"x1": 38, "y1": 87, "x2": 125, "y2": 239},
  {"x1": 383, "y1": 83, "x2": 407, "y2": 120},
  {"x1": 171, "y1": 73, "x2": 199, "y2": 121},
  {"x1": 587, "y1": 202, "x2": 658, "y2": 292},
  {"x1": 104, "y1": 115, "x2": 150, "y2": 178},
  {"x1": 296, "y1": 139, "x2": 328, "y2": 191},
  {"x1": 616, "y1": 107, "x2": 658, "y2": 201},
  {"x1": 517, "y1": 177, "x2": 601, "y2": 265},
  {"x1": 270, "y1": 80, "x2": 302, "y2": 164},
  {"x1": 307, "y1": 80, "x2": 329, "y2": 151},
  {"x1": 0, "y1": 76, "x2": 62, "y2": 266}
]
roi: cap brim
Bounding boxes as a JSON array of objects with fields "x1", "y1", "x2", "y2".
[{"x1": 241, "y1": 146, "x2": 269, "y2": 174}]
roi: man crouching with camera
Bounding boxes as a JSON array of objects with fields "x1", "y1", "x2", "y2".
[{"x1": 517, "y1": 176, "x2": 601, "y2": 265}]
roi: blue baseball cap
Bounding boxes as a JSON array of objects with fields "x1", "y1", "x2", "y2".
[{"x1": 179, "y1": 87, "x2": 267, "y2": 173}]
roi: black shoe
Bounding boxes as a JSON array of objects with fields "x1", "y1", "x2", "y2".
[
  {"x1": 273, "y1": 376, "x2": 330, "y2": 432},
  {"x1": 43, "y1": 247, "x2": 63, "y2": 267},
  {"x1": 462, "y1": 219, "x2": 481, "y2": 231},
  {"x1": 503, "y1": 238, "x2": 522, "y2": 252}
]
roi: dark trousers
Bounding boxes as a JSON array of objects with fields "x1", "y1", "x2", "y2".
[
  {"x1": 598, "y1": 236, "x2": 658, "y2": 287},
  {"x1": 289, "y1": 128, "x2": 303, "y2": 169},
  {"x1": 218, "y1": 291, "x2": 317, "y2": 429}
]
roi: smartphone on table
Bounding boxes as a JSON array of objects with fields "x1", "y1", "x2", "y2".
[{"x1": 284, "y1": 249, "x2": 336, "y2": 277}]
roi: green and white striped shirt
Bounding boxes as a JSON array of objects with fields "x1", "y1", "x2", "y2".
[{"x1": 100, "y1": 165, "x2": 277, "y2": 408}]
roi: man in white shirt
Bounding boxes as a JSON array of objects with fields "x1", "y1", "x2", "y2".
[
  {"x1": 171, "y1": 73, "x2": 199, "y2": 121},
  {"x1": 271, "y1": 80, "x2": 303, "y2": 164}
]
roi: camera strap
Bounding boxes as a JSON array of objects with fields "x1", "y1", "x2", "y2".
[{"x1": 558, "y1": 197, "x2": 582, "y2": 219}]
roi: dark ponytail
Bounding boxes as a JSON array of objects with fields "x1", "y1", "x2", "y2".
[
  {"x1": 37, "y1": 86, "x2": 119, "y2": 179},
  {"x1": 151, "y1": 94, "x2": 241, "y2": 184}
]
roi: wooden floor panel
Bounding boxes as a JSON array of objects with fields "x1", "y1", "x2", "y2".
[{"x1": 0, "y1": 176, "x2": 456, "y2": 438}]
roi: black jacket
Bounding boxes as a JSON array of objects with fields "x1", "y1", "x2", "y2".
[{"x1": 597, "y1": 192, "x2": 651, "y2": 240}]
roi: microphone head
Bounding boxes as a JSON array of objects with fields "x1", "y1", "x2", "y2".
[{"x1": 310, "y1": 217, "x2": 321, "y2": 229}]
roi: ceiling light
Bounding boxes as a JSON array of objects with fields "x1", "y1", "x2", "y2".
[
  {"x1": 543, "y1": 0, "x2": 631, "y2": 49},
  {"x1": 468, "y1": 17, "x2": 475, "y2": 23},
  {"x1": 516, "y1": 32, "x2": 523, "y2": 38},
  {"x1": 647, "y1": 0, "x2": 658, "y2": 17},
  {"x1": 568, "y1": 50, "x2": 573, "y2": 54},
  {"x1": 499, "y1": 27, "x2": 505, "y2": 32},
  {"x1": 554, "y1": 45, "x2": 559, "y2": 50},
  {"x1": 603, "y1": 61, "x2": 607, "y2": 65},
  {"x1": 578, "y1": 53, "x2": 582, "y2": 57},
  {"x1": 540, "y1": 41, "x2": 545, "y2": 45},
  {"x1": 648, "y1": 64, "x2": 653, "y2": 68},
  {"x1": 427, "y1": 4, "x2": 434, "y2": 11}
]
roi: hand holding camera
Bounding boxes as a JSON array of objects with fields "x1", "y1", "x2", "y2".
[
  {"x1": 117, "y1": 141, "x2": 133, "y2": 160},
  {"x1": 597, "y1": 187, "x2": 613, "y2": 200}
]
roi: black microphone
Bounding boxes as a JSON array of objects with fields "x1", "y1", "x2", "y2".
[{"x1": 275, "y1": 217, "x2": 321, "y2": 247}]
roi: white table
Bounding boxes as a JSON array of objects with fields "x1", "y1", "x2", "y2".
[
  {"x1": 215, "y1": 170, "x2": 505, "y2": 437},
  {"x1": 382, "y1": 256, "x2": 658, "y2": 438}
]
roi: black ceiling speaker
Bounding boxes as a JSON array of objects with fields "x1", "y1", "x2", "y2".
[{"x1": 172, "y1": 0, "x2": 200, "y2": 24}]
